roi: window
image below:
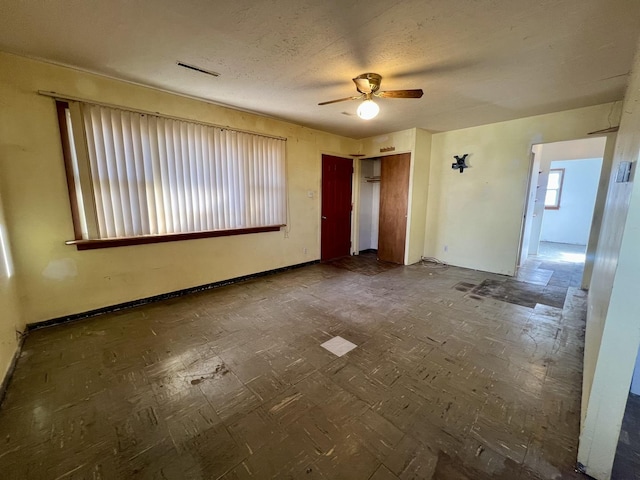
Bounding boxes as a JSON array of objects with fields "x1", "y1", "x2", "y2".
[
  {"x1": 56, "y1": 100, "x2": 287, "y2": 249},
  {"x1": 544, "y1": 168, "x2": 564, "y2": 210}
]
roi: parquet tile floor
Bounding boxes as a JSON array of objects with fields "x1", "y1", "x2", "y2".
[{"x1": 0, "y1": 243, "x2": 588, "y2": 479}]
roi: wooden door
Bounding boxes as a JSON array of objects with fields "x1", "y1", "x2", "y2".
[
  {"x1": 321, "y1": 155, "x2": 353, "y2": 261},
  {"x1": 378, "y1": 153, "x2": 411, "y2": 264}
]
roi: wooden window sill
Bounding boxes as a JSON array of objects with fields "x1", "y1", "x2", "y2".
[{"x1": 66, "y1": 225, "x2": 284, "y2": 250}]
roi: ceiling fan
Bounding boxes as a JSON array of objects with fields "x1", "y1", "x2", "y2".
[{"x1": 318, "y1": 73, "x2": 423, "y2": 120}]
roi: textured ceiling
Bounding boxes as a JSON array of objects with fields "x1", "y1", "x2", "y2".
[{"x1": 1, "y1": 0, "x2": 639, "y2": 138}]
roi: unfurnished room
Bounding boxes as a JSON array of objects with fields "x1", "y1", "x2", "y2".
[{"x1": 1, "y1": 1, "x2": 640, "y2": 479}]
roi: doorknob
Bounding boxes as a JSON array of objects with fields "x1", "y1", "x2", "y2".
[{"x1": 321, "y1": 216, "x2": 327, "y2": 219}]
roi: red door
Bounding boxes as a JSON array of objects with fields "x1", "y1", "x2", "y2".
[{"x1": 321, "y1": 155, "x2": 353, "y2": 261}]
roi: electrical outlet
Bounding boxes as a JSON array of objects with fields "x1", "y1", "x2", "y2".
[
  {"x1": 303, "y1": 247, "x2": 308, "y2": 255},
  {"x1": 444, "y1": 245, "x2": 448, "y2": 252}
]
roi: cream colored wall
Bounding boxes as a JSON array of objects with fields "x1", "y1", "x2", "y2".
[
  {"x1": 578, "y1": 40, "x2": 640, "y2": 480},
  {"x1": 0, "y1": 52, "x2": 358, "y2": 325},
  {"x1": 425, "y1": 103, "x2": 621, "y2": 276},
  {"x1": 0, "y1": 191, "x2": 22, "y2": 385}
]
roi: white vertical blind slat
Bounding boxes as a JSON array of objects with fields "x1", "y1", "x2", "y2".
[
  {"x1": 221, "y1": 130, "x2": 230, "y2": 229},
  {"x1": 229, "y1": 131, "x2": 241, "y2": 229},
  {"x1": 147, "y1": 116, "x2": 165, "y2": 234},
  {"x1": 106, "y1": 109, "x2": 128, "y2": 237},
  {"x1": 128, "y1": 114, "x2": 148, "y2": 235},
  {"x1": 200, "y1": 128, "x2": 213, "y2": 231},
  {"x1": 213, "y1": 129, "x2": 225, "y2": 230},
  {"x1": 158, "y1": 119, "x2": 174, "y2": 234},
  {"x1": 140, "y1": 116, "x2": 156, "y2": 234},
  {"x1": 84, "y1": 106, "x2": 112, "y2": 238},
  {"x1": 193, "y1": 125, "x2": 206, "y2": 231},
  {"x1": 248, "y1": 137, "x2": 258, "y2": 227},
  {"x1": 174, "y1": 123, "x2": 186, "y2": 231},
  {"x1": 119, "y1": 111, "x2": 140, "y2": 236}
]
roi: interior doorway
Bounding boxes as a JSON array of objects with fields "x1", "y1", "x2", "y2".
[
  {"x1": 321, "y1": 154, "x2": 353, "y2": 261},
  {"x1": 358, "y1": 158, "x2": 380, "y2": 254},
  {"x1": 518, "y1": 137, "x2": 608, "y2": 288},
  {"x1": 533, "y1": 157, "x2": 602, "y2": 256},
  {"x1": 357, "y1": 153, "x2": 410, "y2": 265}
]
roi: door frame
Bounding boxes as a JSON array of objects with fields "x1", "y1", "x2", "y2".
[
  {"x1": 517, "y1": 148, "x2": 540, "y2": 268},
  {"x1": 515, "y1": 136, "x2": 614, "y2": 289}
]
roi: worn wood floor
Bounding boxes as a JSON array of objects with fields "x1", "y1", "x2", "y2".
[{"x1": 0, "y1": 244, "x2": 587, "y2": 479}]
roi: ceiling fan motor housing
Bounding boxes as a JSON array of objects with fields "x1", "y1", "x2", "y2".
[{"x1": 354, "y1": 73, "x2": 382, "y2": 94}]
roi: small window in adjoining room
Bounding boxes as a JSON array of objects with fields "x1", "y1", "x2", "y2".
[
  {"x1": 545, "y1": 168, "x2": 564, "y2": 210},
  {"x1": 54, "y1": 100, "x2": 287, "y2": 250}
]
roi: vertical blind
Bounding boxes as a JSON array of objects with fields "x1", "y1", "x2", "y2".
[{"x1": 78, "y1": 103, "x2": 286, "y2": 239}]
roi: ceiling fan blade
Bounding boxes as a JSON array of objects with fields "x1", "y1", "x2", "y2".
[
  {"x1": 318, "y1": 95, "x2": 362, "y2": 106},
  {"x1": 353, "y1": 77, "x2": 373, "y2": 94},
  {"x1": 376, "y1": 89, "x2": 424, "y2": 99}
]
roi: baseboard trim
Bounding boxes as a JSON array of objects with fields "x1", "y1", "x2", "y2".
[
  {"x1": 27, "y1": 260, "x2": 320, "y2": 332},
  {"x1": 0, "y1": 335, "x2": 25, "y2": 407}
]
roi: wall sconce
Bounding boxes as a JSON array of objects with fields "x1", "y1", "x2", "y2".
[{"x1": 452, "y1": 154, "x2": 469, "y2": 173}]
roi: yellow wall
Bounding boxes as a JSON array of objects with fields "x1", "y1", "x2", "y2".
[
  {"x1": 0, "y1": 191, "x2": 21, "y2": 385},
  {"x1": 425, "y1": 103, "x2": 621, "y2": 275},
  {"x1": 359, "y1": 129, "x2": 416, "y2": 158},
  {"x1": 0, "y1": 52, "x2": 358, "y2": 326}
]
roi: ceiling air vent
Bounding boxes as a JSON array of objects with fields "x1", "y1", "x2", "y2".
[{"x1": 177, "y1": 61, "x2": 220, "y2": 78}]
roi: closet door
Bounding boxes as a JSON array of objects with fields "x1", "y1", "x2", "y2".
[{"x1": 378, "y1": 153, "x2": 410, "y2": 264}]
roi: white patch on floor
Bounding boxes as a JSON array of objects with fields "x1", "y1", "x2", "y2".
[{"x1": 320, "y1": 336, "x2": 357, "y2": 357}]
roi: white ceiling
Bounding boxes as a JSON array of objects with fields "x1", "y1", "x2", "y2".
[{"x1": 1, "y1": 0, "x2": 639, "y2": 139}]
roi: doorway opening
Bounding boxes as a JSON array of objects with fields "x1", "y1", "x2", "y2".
[
  {"x1": 518, "y1": 137, "x2": 607, "y2": 289},
  {"x1": 358, "y1": 157, "x2": 381, "y2": 255},
  {"x1": 356, "y1": 153, "x2": 411, "y2": 265}
]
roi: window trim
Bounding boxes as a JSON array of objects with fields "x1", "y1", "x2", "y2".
[
  {"x1": 544, "y1": 168, "x2": 565, "y2": 210},
  {"x1": 54, "y1": 98, "x2": 287, "y2": 249},
  {"x1": 65, "y1": 225, "x2": 283, "y2": 250}
]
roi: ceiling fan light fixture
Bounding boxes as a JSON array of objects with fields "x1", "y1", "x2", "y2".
[{"x1": 357, "y1": 99, "x2": 379, "y2": 120}]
